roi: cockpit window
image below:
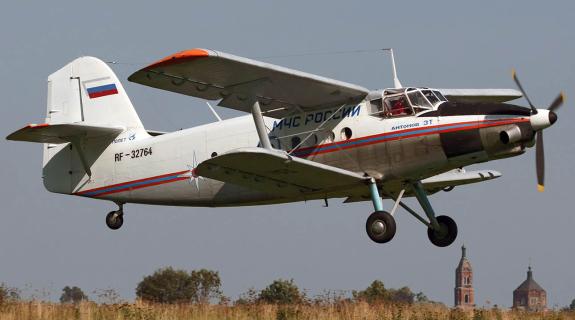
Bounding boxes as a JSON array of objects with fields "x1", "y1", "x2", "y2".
[
  {"x1": 384, "y1": 95, "x2": 413, "y2": 117},
  {"x1": 422, "y1": 90, "x2": 440, "y2": 106},
  {"x1": 433, "y1": 90, "x2": 447, "y2": 101},
  {"x1": 407, "y1": 91, "x2": 432, "y2": 113}
]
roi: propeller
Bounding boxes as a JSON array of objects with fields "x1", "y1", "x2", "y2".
[{"x1": 511, "y1": 70, "x2": 564, "y2": 192}]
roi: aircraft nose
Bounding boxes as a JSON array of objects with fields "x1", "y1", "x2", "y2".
[{"x1": 549, "y1": 110, "x2": 558, "y2": 125}]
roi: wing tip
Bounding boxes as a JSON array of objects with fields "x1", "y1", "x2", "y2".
[{"x1": 145, "y1": 48, "x2": 210, "y2": 70}]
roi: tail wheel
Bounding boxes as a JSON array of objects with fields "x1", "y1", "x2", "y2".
[
  {"x1": 366, "y1": 211, "x2": 396, "y2": 244},
  {"x1": 106, "y1": 211, "x2": 124, "y2": 230},
  {"x1": 427, "y1": 215, "x2": 457, "y2": 247}
]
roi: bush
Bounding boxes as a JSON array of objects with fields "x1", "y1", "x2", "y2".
[
  {"x1": 136, "y1": 267, "x2": 222, "y2": 304},
  {"x1": 258, "y1": 279, "x2": 303, "y2": 305},
  {"x1": 0, "y1": 283, "x2": 20, "y2": 305},
  {"x1": 353, "y1": 280, "x2": 416, "y2": 304},
  {"x1": 59, "y1": 286, "x2": 88, "y2": 304},
  {"x1": 352, "y1": 280, "x2": 387, "y2": 303}
]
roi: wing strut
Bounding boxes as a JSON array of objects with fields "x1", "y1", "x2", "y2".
[{"x1": 251, "y1": 100, "x2": 272, "y2": 149}]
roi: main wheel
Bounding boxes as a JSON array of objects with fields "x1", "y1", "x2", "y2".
[
  {"x1": 366, "y1": 211, "x2": 396, "y2": 243},
  {"x1": 106, "y1": 211, "x2": 124, "y2": 230},
  {"x1": 427, "y1": 215, "x2": 457, "y2": 247}
]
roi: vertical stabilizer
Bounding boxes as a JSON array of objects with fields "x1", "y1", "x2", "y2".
[
  {"x1": 42, "y1": 57, "x2": 146, "y2": 194},
  {"x1": 46, "y1": 56, "x2": 144, "y2": 129}
]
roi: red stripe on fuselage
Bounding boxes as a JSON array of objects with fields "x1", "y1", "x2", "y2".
[{"x1": 76, "y1": 170, "x2": 189, "y2": 196}]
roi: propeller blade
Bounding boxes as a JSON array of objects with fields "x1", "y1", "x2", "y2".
[
  {"x1": 512, "y1": 69, "x2": 538, "y2": 114},
  {"x1": 536, "y1": 130, "x2": 545, "y2": 192},
  {"x1": 548, "y1": 92, "x2": 565, "y2": 112}
]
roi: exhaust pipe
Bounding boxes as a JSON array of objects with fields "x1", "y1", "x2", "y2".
[{"x1": 499, "y1": 125, "x2": 522, "y2": 144}]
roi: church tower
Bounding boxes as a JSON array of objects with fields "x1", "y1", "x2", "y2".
[{"x1": 455, "y1": 245, "x2": 475, "y2": 309}]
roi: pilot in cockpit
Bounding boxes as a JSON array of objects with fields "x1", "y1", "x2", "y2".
[{"x1": 387, "y1": 96, "x2": 410, "y2": 116}]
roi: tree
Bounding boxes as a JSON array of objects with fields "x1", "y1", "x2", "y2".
[
  {"x1": 352, "y1": 280, "x2": 388, "y2": 303},
  {"x1": 59, "y1": 286, "x2": 88, "y2": 303},
  {"x1": 136, "y1": 267, "x2": 223, "y2": 304},
  {"x1": 136, "y1": 267, "x2": 196, "y2": 303},
  {"x1": 190, "y1": 269, "x2": 222, "y2": 304},
  {"x1": 569, "y1": 298, "x2": 575, "y2": 311},
  {"x1": 353, "y1": 281, "x2": 417, "y2": 304},
  {"x1": 258, "y1": 279, "x2": 303, "y2": 305},
  {"x1": 387, "y1": 286, "x2": 415, "y2": 304}
]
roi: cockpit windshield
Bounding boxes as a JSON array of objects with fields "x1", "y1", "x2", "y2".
[
  {"x1": 370, "y1": 88, "x2": 447, "y2": 118},
  {"x1": 407, "y1": 91, "x2": 433, "y2": 113}
]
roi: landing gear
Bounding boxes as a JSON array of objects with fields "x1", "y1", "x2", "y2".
[
  {"x1": 106, "y1": 203, "x2": 124, "y2": 230},
  {"x1": 427, "y1": 215, "x2": 458, "y2": 247},
  {"x1": 366, "y1": 211, "x2": 396, "y2": 243},
  {"x1": 364, "y1": 178, "x2": 457, "y2": 247}
]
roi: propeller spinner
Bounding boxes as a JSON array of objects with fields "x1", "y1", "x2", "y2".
[{"x1": 511, "y1": 70, "x2": 564, "y2": 192}]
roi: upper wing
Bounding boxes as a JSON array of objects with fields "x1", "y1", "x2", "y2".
[
  {"x1": 128, "y1": 49, "x2": 370, "y2": 118},
  {"x1": 6, "y1": 123, "x2": 123, "y2": 144},
  {"x1": 196, "y1": 147, "x2": 368, "y2": 197},
  {"x1": 437, "y1": 88, "x2": 522, "y2": 103}
]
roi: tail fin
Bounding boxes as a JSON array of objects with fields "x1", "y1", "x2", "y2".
[
  {"x1": 46, "y1": 56, "x2": 144, "y2": 129},
  {"x1": 40, "y1": 57, "x2": 145, "y2": 194}
]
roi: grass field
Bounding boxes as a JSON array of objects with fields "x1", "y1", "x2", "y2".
[{"x1": 1, "y1": 301, "x2": 574, "y2": 320}]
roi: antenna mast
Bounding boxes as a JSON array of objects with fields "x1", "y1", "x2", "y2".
[{"x1": 382, "y1": 48, "x2": 402, "y2": 89}]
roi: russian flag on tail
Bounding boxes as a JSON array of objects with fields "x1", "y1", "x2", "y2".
[{"x1": 86, "y1": 83, "x2": 118, "y2": 99}]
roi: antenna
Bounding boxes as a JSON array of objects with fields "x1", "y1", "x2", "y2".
[
  {"x1": 382, "y1": 48, "x2": 402, "y2": 89},
  {"x1": 206, "y1": 102, "x2": 223, "y2": 122}
]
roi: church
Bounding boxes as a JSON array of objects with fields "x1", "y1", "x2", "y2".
[
  {"x1": 454, "y1": 245, "x2": 474, "y2": 309},
  {"x1": 512, "y1": 266, "x2": 547, "y2": 311},
  {"x1": 454, "y1": 246, "x2": 547, "y2": 311}
]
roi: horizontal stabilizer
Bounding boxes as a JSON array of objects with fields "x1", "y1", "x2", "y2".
[
  {"x1": 438, "y1": 89, "x2": 522, "y2": 103},
  {"x1": 196, "y1": 147, "x2": 368, "y2": 197},
  {"x1": 6, "y1": 123, "x2": 123, "y2": 144}
]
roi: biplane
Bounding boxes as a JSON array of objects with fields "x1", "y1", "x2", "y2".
[{"x1": 7, "y1": 48, "x2": 563, "y2": 247}]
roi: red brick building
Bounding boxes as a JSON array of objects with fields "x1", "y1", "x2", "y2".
[
  {"x1": 454, "y1": 245, "x2": 474, "y2": 309},
  {"x1": 513, "y1": 266, "x2": 547, "y2": 312}
]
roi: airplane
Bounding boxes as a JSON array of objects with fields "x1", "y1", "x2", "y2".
[{"x1": 6, "y1": 48, "x2": 564, "y2": 247}]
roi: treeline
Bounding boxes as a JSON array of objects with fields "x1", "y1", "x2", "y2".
[
  {"x1": 1, "y1": 267, "x2": 431, "y2": 306},
  {"x1": 3, "y1": 267, "x2": 575, "y2": 311},
  {"x1": 133, "y1": 267, "x2": 433, "y2": 306}
]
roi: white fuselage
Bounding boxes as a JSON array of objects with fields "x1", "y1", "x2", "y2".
[{"x1": 53, "y1": 100, "x2": 530, "y2": 207}]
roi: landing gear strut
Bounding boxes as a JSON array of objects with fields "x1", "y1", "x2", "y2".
[
  {"x1": 365, "y1": 178, "x2": 396, "y2": 243},
  {"x1": 106, "y1": 203, "x2": 124, "y2": 230}
]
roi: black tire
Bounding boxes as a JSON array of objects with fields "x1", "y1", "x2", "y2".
[
  {"x1": 366, "y1": 211, "x2": 396, "y2": 243},
  {"x1": 427, "y1": 215, "x2": 457, "y2": 247},
  {"x1": 106, "y1": 211, "x2": 124, "y2": 230}
]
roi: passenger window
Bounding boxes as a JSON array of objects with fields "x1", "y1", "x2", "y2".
[
  {"x1": 341, "y1": 127, "x2": 352, "y2": 140},
  {"x1": 291, "y1": 136, "x2": 301, "y2": 149}
]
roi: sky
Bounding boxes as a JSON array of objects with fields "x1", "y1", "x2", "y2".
[{"x1": 1, "y1": 0, "x2": 574, "y2": 308}]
